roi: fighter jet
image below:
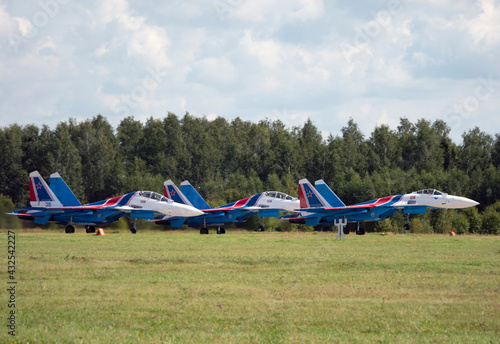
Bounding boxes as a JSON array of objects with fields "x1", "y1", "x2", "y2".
[
  {"x1": 8, "y1": 171, "x2": 204, "y2": 233},
  {"x1": 280, "y1": 178, "x2": 479, "y2": 237},
  {"x1": 156, "y1": 180, "x2": 299, "y2": 234}
]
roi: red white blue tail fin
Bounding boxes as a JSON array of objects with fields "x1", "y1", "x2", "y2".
[
  {"x1": 163, "y1": 180, "x2": 193, "y2": 206},
  {"x1": 29, "y1": 171, "x2": 63, "y2": 207},
  {"x1": 298, "y1": 178, "x2": 330, "y2": 209}
]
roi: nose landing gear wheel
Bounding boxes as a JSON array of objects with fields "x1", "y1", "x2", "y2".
[{"x1": 65, "y1": 225, "x2": 75, "y2": 234}]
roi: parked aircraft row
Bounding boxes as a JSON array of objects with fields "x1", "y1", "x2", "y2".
[{"x1": 8, "y1": 171, "x2": 479, "y2": 235}]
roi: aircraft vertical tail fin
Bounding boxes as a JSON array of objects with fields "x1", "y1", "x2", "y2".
[
  {"x1": 298, "y1": 178, "x2": 331, "y2": 209},
  {"x1": 314, "y1": 179, "x2": 346, "y2": 207},
  {"x1": 163, "y1": 180, "x2": 193, "y2": 206},
  {"x1": 180, "y1": 181, "x2": 211, "y2": 210},
  {"x1": 49, "y1": 172, "x2": 82, "y2": 206},
  {"x1": 29, "y1": 171, "x2": 63, "y2": 207}
]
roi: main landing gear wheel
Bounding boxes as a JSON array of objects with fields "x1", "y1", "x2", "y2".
[
  {"x1": 355, "y1": 223, "x2": 365, "y2": 235},
  {"x1": 404, "y1": 214, "x2": 411, "y2": 231},
  {"x1": 65, "y1": 225, "x2": 75, "y2": 234},
  {"x1": 129, "y1": 218, "x2": 137, "y2": 234},
  {"x1": 200, "y1": 227, "x2": 209, "y2": 235},
  {"x1": 86, "y1": 225, "x2": 96, "y2": 233},
  {"x1": 216, "y1": 227, "x2": 226, "y2": 235}
]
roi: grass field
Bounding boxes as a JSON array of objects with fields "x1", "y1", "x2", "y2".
[{"x1": 2, "y1": 230, "x2": 499, "y2": 344}]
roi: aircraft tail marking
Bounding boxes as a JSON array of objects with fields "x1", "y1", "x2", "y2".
[
  {"x1": 164, "y1": 180, "x2": 193, "y2": 206},
  {"x1": 29, "y1": 171, "x2": 63, "y2": 207},
  {"x1": 298, "y1": 178, "x2": 330, "y2": 209}
]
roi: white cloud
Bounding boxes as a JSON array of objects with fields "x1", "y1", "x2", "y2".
[
  {"x1": 0, "y1": 0, "x2": 498, "y2": 143},
  {"x1": 240, "y1": 31, "x2": 283, "y2": 69},
  {"x1": 464, "y1": 0, "x2": 500, "y2": 49}
]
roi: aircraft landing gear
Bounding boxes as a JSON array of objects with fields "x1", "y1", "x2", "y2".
[
  {"x1": 257, "y1": 217, "x2": 265, "y2": 232},
  {"x1": 86, "y1": 225, "x2": 96, "y2": 233},
  {"x1": 216, "y1": 227, "x2": 225, "y2": 234},
  {"x1": 130, "y1": 219, "x2": 137, "y2": 234},
  {"x1": 404, "y1": 214, "x2": 411, "y2": 231},
  {"x1": 355, "y1": 222, "x2": 365, "y2": 235},
  {"x1": 65, "y1": 225, "x2": 75, "y2": 234},
  {"x1": 200, "y1": 227, "x2": 209, "y2": 235}
]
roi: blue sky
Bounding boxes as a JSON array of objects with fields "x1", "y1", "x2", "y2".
[{"x1": 1, "y1": 0, "x2": 499, "y2": 142}]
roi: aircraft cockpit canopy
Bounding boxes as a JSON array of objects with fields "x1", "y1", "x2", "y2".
[
  {"x1": 139, "y1": 191, "x2": 170, "y2": 202},
  {"x1": 265, "y1": 191, "x2": 295, "y2": 200},
  {"x1": 414, "y1": 189, "x2": 444, "y2": 196}
]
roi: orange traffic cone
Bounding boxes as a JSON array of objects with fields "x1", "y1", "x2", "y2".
[{"x1": 96, "y1": 228, "x2": 105, "y2": 236}]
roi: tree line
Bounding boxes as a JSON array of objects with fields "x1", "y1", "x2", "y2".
[{"x1": 1, "y1": 113, "x2": 499, "y2": 233}]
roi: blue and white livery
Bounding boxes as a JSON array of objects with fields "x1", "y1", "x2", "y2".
[
  {"x1": 280, "y1": 178, "x2": 479, "y2": 233},
  {"x1": 9, "y1": 171, "x2": 204, "y2": 234},
  {"x1": 157, "y1": 180, "x2": 299, "y2": 234}
]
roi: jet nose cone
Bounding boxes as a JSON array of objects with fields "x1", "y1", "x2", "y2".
[
  {"x1": 452, "y1": 196, "x2": 479, "y2": 209},
  {"x1": 175, "y1": 203, "x2": 204, "y2": 217}
]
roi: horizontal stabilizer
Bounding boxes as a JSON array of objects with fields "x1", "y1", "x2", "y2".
[
  {"x1": 170, "y1": 218, "x2": 186, "y2": 228},
  {"x1": 34, "y1": 215, "x2": 51, "y2": 225},
  {"x1": 304, "y1": 216, "x2": 321, "y2": 227}
]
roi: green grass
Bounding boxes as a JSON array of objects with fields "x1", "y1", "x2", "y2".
[{"x1": 2, "y1": 230, "x2": 499, "y2": 343}]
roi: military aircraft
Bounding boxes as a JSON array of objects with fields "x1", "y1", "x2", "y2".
[
  {"x1": 156, "y1": 180, "x2": 299, "y2": 234},
  {"x1": 280, "y1": 178, "x2": 479, "y2": 237},
  {"x1": 8, "y1": 171, "x2": 204, "y2": 233}
]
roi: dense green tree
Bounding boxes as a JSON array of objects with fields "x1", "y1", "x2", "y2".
[
  {"x1": 1, "y1": 114, "x2": 499, "y2": 233},
  {"x1": 295, "y1": 118, "x2": 325, "y2": 181},
  {"x1": 117, "y1": 116, "x2": 144, "y2": 171},
  {"x1": 369, "y1": 124, "x2": 400, "y2": 171},
  {"x1": 265, "y1": 119, "x2": 299, "y2": 178},
  {"x1": 0, "y1": 125, "x2": 28, "y2": 204},
  {"x1": 414, "y1": 119, "x2": 444, "y2": 172},
  {"x1": 71, "y1": 115, "x2": 122, "y2": 201},
  {"x1": 491, "y1": 134, "x2": 500, "y2": 168},
  {"x1": 339, "y1": 118, "x2": 370, "y2": 174},
  {"x1": 461, "y1": 127, "x2": 493, "y2": 175},
  {"x1": 52, "y1": 122, "x2": 85, "y2": 202},
  {"x1": 140, "y1": 117, "x2": 169, "y2": 176},
  {"x1": 181, "y1": 113, "x2": 217, "y2": 184},
  {"x1": 398, "y1": 118, "x2": 417, "y2": 170},
  {"x1": 164, "y1": 113, "x2": 192, "y2": 179}
]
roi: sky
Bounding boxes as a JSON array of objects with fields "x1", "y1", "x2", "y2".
[{"x1": 0, "y1": 0, "x2": 499, "y2": 143}]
